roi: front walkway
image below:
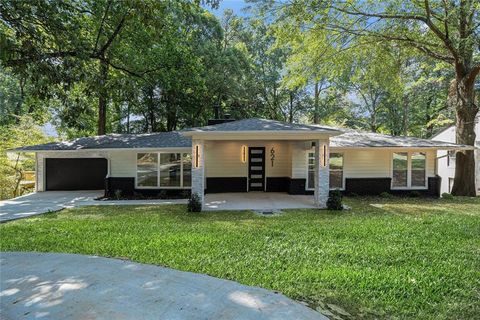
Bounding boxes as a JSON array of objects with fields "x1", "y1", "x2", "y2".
[
  {"x1": 0, "y1": 252, "x2": 327, "y2": 320},
  {"x1": 0, "y1": 191, "x2": 186, "y2": 222},
  {"x1": 204, "y1": 192, "x2": 316, "y2": 211}
]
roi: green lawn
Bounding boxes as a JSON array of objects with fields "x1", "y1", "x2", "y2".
[{"x1": 1, "y1": 197, "x2": 479, "y2": 319}]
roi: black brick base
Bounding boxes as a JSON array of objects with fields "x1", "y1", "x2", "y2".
[{"x1": 205, "y1": 177, "x2": 247, "y2": 193}]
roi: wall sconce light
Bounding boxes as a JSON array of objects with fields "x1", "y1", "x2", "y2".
[
  {"x1": 321, "y1": 144, "x2": 328, "y2": 167},
  {"x1": 270, "y1": 147, "x2": 275, "y2": 167},
  {"x1": 241, "y1": 145, "x2": 247, "y2": 163},
  {"x1": 194, "y1": 145, "x2": 200, "y2": 168}
]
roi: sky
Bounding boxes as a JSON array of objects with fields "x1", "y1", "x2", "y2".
[{"x1": 207, "y1": 0, "x2": 248, "y2": 17}]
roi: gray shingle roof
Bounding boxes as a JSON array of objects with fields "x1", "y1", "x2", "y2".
[
  {"x1": 11, "y1": 118, "x2": 472, "y2": 151},
  {"x1": 12, "y1": 131, "x2": 191, "y2": 151},
  {"x1": 182, "y1": 118, "x2": 342, "y2": 133},
  {"x1": 330, "y1": 129, "x2": 470, "y2": 149}
]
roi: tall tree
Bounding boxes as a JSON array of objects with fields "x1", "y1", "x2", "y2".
[
  {"x1": 0, "y1": 0, "x2": 220, "y2": 135},
  {"x1": 263, "y1": 0, "x2": 479, "y2": 196}
]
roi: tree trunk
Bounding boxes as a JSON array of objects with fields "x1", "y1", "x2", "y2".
[
  {"x1": 166, "y1": 93, "x2": 177, "y2": 132},
  {"x1": 126, "y1": 103, "x2": 130, "y2": 134},
  {"x1": 402, "y1": 96, "x2": 409, "y2": 135},
  {"x1": 97, "y1": 59, "x2": 109, "y2": 135},
  {"x1": 288, "y1": 91, "x2": 294, "y2": 123},
  {"x1": 313, "y1": 81, "x2": 320, "y2": 124},
  {"x1": 451, "y1": 75, "x2": 478, "y2": 196}
]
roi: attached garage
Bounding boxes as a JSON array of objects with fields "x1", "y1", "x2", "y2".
[{"x1": 45, "y1": 158, "x2": 108, "y2": 191}]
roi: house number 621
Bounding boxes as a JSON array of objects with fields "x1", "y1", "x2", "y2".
[{"x1": 270, "y1": 147, "x2": 275, "y2": 167}]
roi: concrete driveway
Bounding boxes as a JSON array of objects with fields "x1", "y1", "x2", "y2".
[
  {"x1": 0, "y1": 252, "x2": 327, "y2": 320},
  {"x1": 0, "y1": 191, "x2": 103, "y2": 222}
]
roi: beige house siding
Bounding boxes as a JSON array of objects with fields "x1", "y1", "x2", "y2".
[
  {"x1": 341, "y1": 148, "x2": 435, "y2": 179},
  {"x1": 204, "y1": 140, "x2": 292, "y2": 178},
  {"x1": 109, "y1": 151, "x2": 137, "y2": 177}
]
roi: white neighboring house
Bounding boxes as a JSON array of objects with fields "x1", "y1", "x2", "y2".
[{"x1": 432, "y1": 114, "x2": 480, "y2": 194}]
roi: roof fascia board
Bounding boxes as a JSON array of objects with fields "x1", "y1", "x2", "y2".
[
  {"x1": 9, "y1": 147, "x2": 192, "y2": 153},
  {"x1": 330, "y1": 146, "x2": 475, "y2": 150}
]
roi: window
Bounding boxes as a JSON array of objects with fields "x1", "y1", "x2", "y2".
[
  {"x1": 137, "y1": 153, "x2": 158, "y2": 187},
  {"x1": 182, "y1": 153, "x2": 192, "y2": 187},
  {"x1": 392, "y1": 152, "x2": 408, "y2": 188},
  {"x1": 392, "y1": 152, "x2": 427, "y2": 189},
  {"x1": 160, "y1": 153, "x2": 181, "y2": 187},
  {"x1": 329, "y1": 153, "x2": 344, "y2": 189},
  {"x1": 136, "y1": 152, "x2": 191, "y2": 188},
  {"x1": 411, "y1": 152, "x2": 426, "y2": 187},
  {"x1": 307, "y1": 152, "x2": 344, "y2": 190}
]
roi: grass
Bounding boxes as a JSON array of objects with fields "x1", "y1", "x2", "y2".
[{"x1": 1, "y1": 196, "x2": 479, "y2": 319}]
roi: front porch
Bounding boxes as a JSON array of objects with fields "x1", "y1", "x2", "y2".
[{"x1": 204, "y1": 192, "x2": 316, "y2": 211}]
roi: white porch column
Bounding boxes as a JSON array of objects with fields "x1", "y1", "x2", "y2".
[
  {"x1": 314, "y1": 139, "x2": 329, "y2": 208},
  {"x1": 191, "y1": 139, "x2": 205, "y2": 207}
]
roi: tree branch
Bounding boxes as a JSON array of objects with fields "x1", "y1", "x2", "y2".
[
  {"x1": 331, "y1": 3, "x2": 459, "y2": 63},
  {"x1": 97, "y1": 9, "x2": 130, "y2": 56},
  {"x1": 94, "y1": 0, "x2": 112, "y2": 53}
]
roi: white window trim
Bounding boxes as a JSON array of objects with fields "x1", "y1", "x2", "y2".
[
  {"x1": 135, "y1": 152, "x2": 192, "y2": 189},
  {"x1": 391, "y1": 151, "x2": 428, "y2": 190},
  {"x1": 306, "y1": 151, "x2": 345, "y2": 191}
]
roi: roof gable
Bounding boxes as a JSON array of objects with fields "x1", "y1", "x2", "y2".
[{"x1": 182, "y1": 118, "x2": 342, "y2": 133}]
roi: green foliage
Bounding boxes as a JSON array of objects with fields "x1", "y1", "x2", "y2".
[
  {"x1": 0, "y1": 115, "x2": 52, "y2": 200},
  {"x1": 188, "y1": 193, "x2": 202, "y2": 212},
  {"x1": 327, "y1": 190, "x2": 343, "y2": 210},
  {"x1": 2, "y1": 197, "x2": 479, "y2": 319},
  {"x1": 442, "y1": 192, "x2": 454, "y2": 199},
  {"x1": 379, "y1": 192, "x2": 394, "y2": 199}
]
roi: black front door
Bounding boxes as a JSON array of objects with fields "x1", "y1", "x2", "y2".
[{"x1": 248, "y1": 147, "x2": 265, "y2": 191}]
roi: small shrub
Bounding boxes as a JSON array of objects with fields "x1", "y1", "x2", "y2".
[
  {"x1": 409, "y1": 191, "x2": 421, "y2": 198},
  {"x1": 442, "y1": 192, "x2": 454, "y2": 199},
  {"x1": 114, "y1": 189, "x2": 122, "y2": 200},
  {"x1": 349, "y1": 192, "x2": 359, "y2": 197},
  {"x1": 327, "y1": 190, "x2": 343, "y2": 210},
  {"x1": 158, "y1": 190, "x2": 168, "y2": 199},
  {"x1": 188, "y1": 193, "x2": 202, "y2": 212},
  {"x1": 379, "y1": 192, "x2": 393, "y2": 199}
]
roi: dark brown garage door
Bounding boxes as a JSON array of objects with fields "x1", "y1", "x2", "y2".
[{"x1": 45, "y1": 158, "x2": 108, "y2": 190}]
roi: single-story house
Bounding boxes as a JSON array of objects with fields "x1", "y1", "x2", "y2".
[{"x1": 11, "y1": 118, "x2": 473, "y2": 208}]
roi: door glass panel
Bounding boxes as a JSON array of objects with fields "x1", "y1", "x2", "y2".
[{"x1": 308, "y1": 153, "x2": 315, "y2": 189}]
